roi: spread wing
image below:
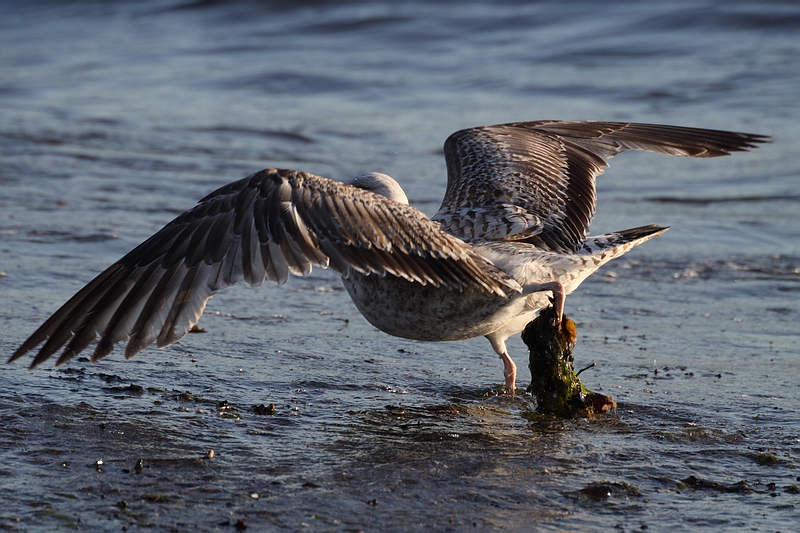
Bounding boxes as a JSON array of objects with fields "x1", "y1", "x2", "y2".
[
  {"x1": 11, "y1": 168, "x2": 520, "y2": 369},
  {"x1": 433, "y1": 120, "x2": 769, "y2": 252}
]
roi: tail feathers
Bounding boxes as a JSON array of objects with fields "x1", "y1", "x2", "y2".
[{"x1": 581, "y1": 224, "x2": 669, "y2": 263}]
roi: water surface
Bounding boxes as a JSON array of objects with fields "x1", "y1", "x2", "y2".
[{"x1": 1, "y1": 1, "x2": 798, "y2": 531}]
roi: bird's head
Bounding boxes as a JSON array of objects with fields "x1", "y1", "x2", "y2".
[{"x1": 347, "y1": 172, "x2": 409, "y2": 205}]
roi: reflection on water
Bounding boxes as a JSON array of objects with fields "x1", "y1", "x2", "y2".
[{"x1": 1, "y1": 1, "x2": 798, "y2": 531}]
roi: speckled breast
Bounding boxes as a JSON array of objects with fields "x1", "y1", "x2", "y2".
[{"x1": 340, "y1": 272, "x2": 526, "y2": 342}]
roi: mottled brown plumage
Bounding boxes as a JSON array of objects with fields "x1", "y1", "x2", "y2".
[
  {"x1": 436, "y1": 121, "x2": 767, "y2": 252},
  {"x1": 10, "y1": 120, "x2": 769, "y2": 392}
]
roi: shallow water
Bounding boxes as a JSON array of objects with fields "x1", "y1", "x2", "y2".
[{"x1": 1, "y1": 1, "x2": 799, "y2": 531}]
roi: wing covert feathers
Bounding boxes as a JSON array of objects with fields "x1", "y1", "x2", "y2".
[{"x1": 435, "y1": 120, "x2": 769, "y2": 252}]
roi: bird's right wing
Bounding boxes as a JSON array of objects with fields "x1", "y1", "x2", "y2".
[{"x1": 10, "y1": 168, "x2": 520, "y2": 369}]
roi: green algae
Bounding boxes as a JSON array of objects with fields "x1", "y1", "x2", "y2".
[{"x1": 523, "y1": 307, "x2": 616, "y2": 418}]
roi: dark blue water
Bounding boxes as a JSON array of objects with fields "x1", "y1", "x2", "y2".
[{"x1": 1, "y1": 1, "x2": 798, "y2": 531}]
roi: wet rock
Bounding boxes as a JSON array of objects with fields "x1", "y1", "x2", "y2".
[
  {"x1": 253, "y1": 403, "x2": 277, "y2": 415},
  {"x1": 140, "y1": 493, "x2": 172, "y2": 503},
  {"x1": 744, "y1": 450, "x2": 782, "y2": 466},
  {"x1": 577, "y1": 481, "x2": 642, "y2": 501},
  {"x1": 680, "y1": 475, "x2": 753, "y2": 493},
  {"x1": 580, "y1": 484, "x2": 612, "y2": 501},
  {"x1": 522, "y1": 307, "x2": 616, "y2": 418},
  {"x1": 217, "y1": 400, "x2": 241, "y2": 420}
]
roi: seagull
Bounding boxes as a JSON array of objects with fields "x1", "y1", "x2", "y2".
[{"x1": 9, "y1": 120, "x2": 768, "y2": 392}]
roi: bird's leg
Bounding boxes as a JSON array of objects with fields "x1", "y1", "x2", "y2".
[
  {"x1": 523, "y1": 281, "x2": 565, "y2": 327},
  {"x1": 499, "y1": 351, "x2": 517, "y2": 393},
  {"x1": 484, "y1": 282, "x2": 566, "y2": 394},
  {"x1": 486, "y1": 333, "x2": 517, "y2": 394}
]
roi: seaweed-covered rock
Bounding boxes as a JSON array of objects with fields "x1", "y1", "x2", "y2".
[{"x1": 522, "y1": 307, "x2": 616, "y2": 418}]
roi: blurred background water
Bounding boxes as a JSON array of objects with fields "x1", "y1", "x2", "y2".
[{"x1": 1, "y1": 1, "x2": 798, "y2": 531}]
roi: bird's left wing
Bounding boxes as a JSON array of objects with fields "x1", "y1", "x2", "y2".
[
  {"x1": 434, "y1": 120, "x2": 769, "y2": 252},
  {"x1": 10, "y1": 168, "x2": 519, "y2": 369}
]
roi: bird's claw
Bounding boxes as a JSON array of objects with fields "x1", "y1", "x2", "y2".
[
  {"x1": 547, "y1": 282, "x2": 565, "y2": 330},
  {"x1": 548, "y1": 300, "x2": 564, "y2": 330}
]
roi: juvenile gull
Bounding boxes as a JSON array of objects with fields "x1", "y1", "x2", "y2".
[{"x1": 9, "y1": 120, "x2": 768, "y2": 392}]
